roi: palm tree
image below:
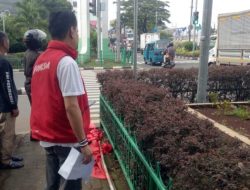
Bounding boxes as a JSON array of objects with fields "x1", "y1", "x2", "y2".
[{"x1": 15, "y1": 0, "x2": 47, "y2": 32}]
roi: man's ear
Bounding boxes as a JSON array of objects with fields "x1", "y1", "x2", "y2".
[{"x1": 69, "y1": 26, "x2": 75, "y2": 39}]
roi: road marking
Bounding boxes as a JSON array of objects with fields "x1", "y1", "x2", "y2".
[{"x1": 81, "y1": 70, "x2": 100, "y2": 127}]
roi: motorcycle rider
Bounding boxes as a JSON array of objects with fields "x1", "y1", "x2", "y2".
[{"x1": 163, "y1": 42, "x2": 175, "y2": 68}]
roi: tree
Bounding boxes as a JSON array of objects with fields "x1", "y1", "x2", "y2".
[
  {"x1": 110, "y1": 19, "x2": 116, "y2": 29},
  {"x1": 160, "y1": 31, "x2": 173, "y2": 41},
  {"x1": 15, "y1": 0, "x2": 47, "y2": 32},
  {"x1": 15, "y1": 0, "x2": 72, "y2": 34},
  {"x1": 90, "y1": 28, "x2": 97, "y2": 57},
  {"x1": 41, "y1": 0, "x2": 72, "y2": 17},
  {"x1": 120, "y1": 0, "x2": 170, "y2": 35},
  {"x1": 3, "y1": 0, "x2": 72, "y2": 52}
]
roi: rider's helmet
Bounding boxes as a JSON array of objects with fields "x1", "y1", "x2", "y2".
[
  {"x1": 168, "y1": 42, "x2": 174, "y2": 47},
  {"x1": 23, "y1": 29, "x2": 47, "y2": 51}
]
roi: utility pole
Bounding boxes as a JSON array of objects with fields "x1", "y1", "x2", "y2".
[
  {"x1": 133, "y1": 0, "x2": 138, "y2": 79},
  {"x1": 2, "y1": 15, "x2": 5, "y2": 33},
  {"x1": 116, "y1": 0, "x2": 121, "y2": 62},
  {"x1": 196, "y1": 0, "x2": 213, "y2": 102},
  {"x1": 155, "y1": 11, "x2": 158, "y2": 30},
  {"x1": 192, "y1": 0, "x2": 198, "y2": 54},
  {"x1": 96, "y1": 0, "x2": 102, "y2": 64},
  {"x1": 188, "y1": 0, "x2": 193, "y2": 41},
  {"x1": 155, "y1": 0, "x2": 158, "y2": 32}
]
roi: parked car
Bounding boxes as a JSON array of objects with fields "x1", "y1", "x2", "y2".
[{"x1": 143, "y1": 40, "x2": 169, "y2": 65}]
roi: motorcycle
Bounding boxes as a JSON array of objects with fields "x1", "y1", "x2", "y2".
[{"x1": 161, "y1": 52, "x2": 175, "y2": 69}]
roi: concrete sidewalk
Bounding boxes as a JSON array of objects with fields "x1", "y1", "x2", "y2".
[{"x1": 0, "y1": 134, "x2": 110, "y2": 190}]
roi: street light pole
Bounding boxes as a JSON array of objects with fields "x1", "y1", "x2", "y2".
[
  {"x1": 196, "y1": 0, "x2": 213, "y2": 102},
  {"x1": 116, "y1": 0, "x2": 121, "y2": 62},
  {"x1": 2, "y1": 15, "x2": 5, "y2": 33},
  {"x1": 97, "y1": 0, "x2": 102, "y2": 63},
  {"x1": 192, "y1": 0, "x2": 198, "y2": 54},
  {"x1": 188, "y1": 0, "x2": 193, "y2": 41},
  {"x1": 133, "y1": 0, "x2": 138, "y2": 79}
]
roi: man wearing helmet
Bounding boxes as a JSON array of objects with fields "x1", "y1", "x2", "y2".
[
  {"x1": 163, "y1": 42, "x2": 176, "y2": 68},
  {"x1": 23, "y1": 29, "x2": 47, "y2": 104}
]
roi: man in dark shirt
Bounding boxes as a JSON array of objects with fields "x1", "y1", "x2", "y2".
[{"x1": 0, "y1": 31, "x2": 24, "y2": 169}]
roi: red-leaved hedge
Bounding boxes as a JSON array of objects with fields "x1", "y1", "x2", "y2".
[
  {"x1": 98, "y1": 66, "x2": 250, "y2": 103},
  {"x1": 98, "y1": 76, "x2": 250, "y2": 189}
]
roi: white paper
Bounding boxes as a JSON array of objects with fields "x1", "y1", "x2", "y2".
[{"x1": 58, "y1": 147, "x2": 94, "y2": 181}]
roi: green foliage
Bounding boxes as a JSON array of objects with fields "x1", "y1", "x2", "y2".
[
  {"x1": 175, "y1": 41, "x2": 200, "y2": 57},
  {"x1": 1, "y1": 0, "x2": 72, "y2": 53},
  {"x1": 229, "y1": 107, "x2": 250, "y2": 120},
  {"x1": 15, "y1": 0, "x2": 47, "y2": 31},
  {"x1": 175, "y1": 41, "x2": 198, "y2": 51},
  {"x1": 120, "y1": 0, "x2": 170, "y2": 35},
  {"x1": 182, "y1": 41, "x2": 194, "y2": 51},
  {"x1": 90, "y1": 29, "x2": 97, "y2": 57},
  {"x1": 176, "y1": 48, "x2": 200, "y2": 57},
  {"x1": 160, "y1": 31, "x2": 173, "y2": 40},
  {"x1": 5, "y1": 53, "x2": 24, "y2": 69},
  {"x1": 208, "y1": 92, "x2": 219, "y2": 104},
  {"x1": 209, "y1": 94, "x2": 250, "y2": 120},
  {"x1": 9, "y1": 42, "x2": 26, "y2": 53},
  {"x1": 217, "y1": 100, "x2": 233, "y2": 115}
]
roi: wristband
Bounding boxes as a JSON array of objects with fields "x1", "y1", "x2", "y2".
[{"x1": 79, "y1": 138, "x2": 89, "y2": 147}]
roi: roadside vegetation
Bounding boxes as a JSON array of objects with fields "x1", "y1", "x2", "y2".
[
  {"x1": 97, "y1": 69, "x2": 250, "y2": 189},
  {"x1": 175, "y1": 41, "x2": 200, "y2": 57}
]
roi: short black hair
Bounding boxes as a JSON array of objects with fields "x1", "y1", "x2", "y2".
[
  {"x1": 0, "y1": 31, "x2": 7, "y2": 47},
  {"x1": 49, "y1": 11, "x2": 77, "y2": 40}
]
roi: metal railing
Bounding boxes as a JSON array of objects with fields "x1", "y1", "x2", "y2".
[{"x1": 100, "y1": 95, "x2": 172, "y2": 190}]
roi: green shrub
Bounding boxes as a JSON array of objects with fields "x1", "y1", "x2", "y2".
[
  {"x1": 176, "y1": 48, "x2": 200, "y2": 57},
  {"x1": 5, "y1": 53, "x2": 24, "y2": 69},
  {"x1": 229, "y1": 106, "x2": 250, "y2": 120},
  {"x1": 182, "y1": 41, "x2": 193, "y2": 51},
  {"x1": 9, "y1": 42, "x2": 26, "y2": 53}
]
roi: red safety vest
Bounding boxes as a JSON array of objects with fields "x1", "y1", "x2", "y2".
[{"x1": 30, "y1": 40, "x2": 90, "y2": 143}]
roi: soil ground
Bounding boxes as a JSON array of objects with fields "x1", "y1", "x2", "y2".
[
  {"x1": 196, "y1": 107, "x2": 250, "y2": 138},
  {"x1": 104, "y1": 153, "x2": 130, "y2": 190}
]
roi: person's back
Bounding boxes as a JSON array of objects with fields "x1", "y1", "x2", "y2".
[
  {"x1": 23, "y1": 29, "x2": 47, "y2": 104},
  {"x1": 0, "y1": 31, "x2": 23, "y2": 170},
  {"x1": 30, "y1": 11, "x2": 93, "y2": 190},
  {"x1": 167, "y1": 45, "x2": 175, "y2": 61},
  {"x1": 24, "y1": 49, "x2": 39, "y2": 78},
  {"x1": 0, "y1": 56, "x2": 17, "y2": 112}
]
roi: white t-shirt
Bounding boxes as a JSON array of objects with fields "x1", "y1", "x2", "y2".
[{"x1": 40, "y1": 56, "x2": 84, "y2": 148}]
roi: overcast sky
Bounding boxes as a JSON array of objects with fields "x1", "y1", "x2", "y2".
[{"x1": 108, "y1": 0, "x2": 250, "y2": 28}]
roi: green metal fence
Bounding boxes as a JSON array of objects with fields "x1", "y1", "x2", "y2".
[{"x1": 100, "y1": 95, "x2": 173, "y2": 190}]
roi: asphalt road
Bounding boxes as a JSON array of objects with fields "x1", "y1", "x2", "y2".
[
  {"x1": 14, "y1": 71, "x2": 25, "y2": 89},
  {"x1": 12, "y1": 72, "x2": 30, "y2": 134},
  {"x1": 137, "y1": 53, "x2": 199, "y2": 70}
]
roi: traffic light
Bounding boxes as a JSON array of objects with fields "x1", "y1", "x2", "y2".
[
  {"x1": 89, "y1": 0, "x2": 96, "y2": 16},
  {"x1": 193, "y1": 11, "x2": 199, "y2": 25}
]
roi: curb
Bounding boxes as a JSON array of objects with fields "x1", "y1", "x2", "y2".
[
  {"x1": 14, "y1": 67, "x2": 133, "y2": 72},
  {"x1": 80, "y1": 66, "x2": 133, "y2": 70},
  {"x1": 176, "y1": 55, "x2": 199, "y2": 61},
  {"x1": 13, "y1": 69, "x2": 24, "y2": 72}
]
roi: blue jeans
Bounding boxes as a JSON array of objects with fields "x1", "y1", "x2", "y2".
[{"x1": 44, "y1": 146, "x2": 82, "y2": 190}]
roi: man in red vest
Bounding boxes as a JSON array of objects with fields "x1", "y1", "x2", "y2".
[{"x1": 30, "y1": 11, "x2": 93, "y2": 190}]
